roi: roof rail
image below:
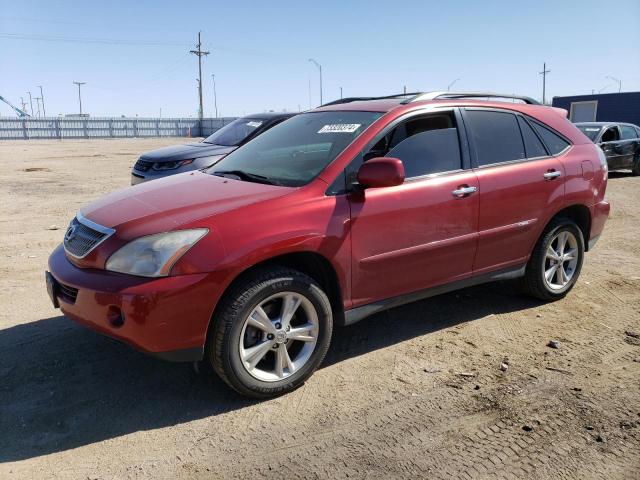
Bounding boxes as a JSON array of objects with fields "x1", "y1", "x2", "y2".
[
  {"x1": 402, "y1": 91, "x2": 541, "y2": 105},
  {"x1": 321, "y1": 92, "x2": 422, "y2": 107}
]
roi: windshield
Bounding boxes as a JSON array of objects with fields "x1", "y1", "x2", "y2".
[
  {"x1": 203, "y1": 118, "x2": 265, "y2": 146},
  {"x1": 208, "y1": 111, "x2": 383, "y2": 186},
  {"x1": 577, "y1": 125, "x2": 602, "y2": 142}
]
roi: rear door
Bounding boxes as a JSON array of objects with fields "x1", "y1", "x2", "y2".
[
  {"x1": 462, "y1": 108, "x2": 567, "y2": 274},
  {"x1": 348, "y1": 109, "x2": 479, "y2": 306}
]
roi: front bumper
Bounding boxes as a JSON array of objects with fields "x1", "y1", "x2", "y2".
[{"x1": 46, "y1": 245, "x2": 221, "y2": 361}]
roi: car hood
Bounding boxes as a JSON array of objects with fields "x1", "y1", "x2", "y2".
[
  {"x1": 139, "y1": 143, "x2": 236, "y2": 162},
  {"x1": 80, "y1": 171, "x2": 292, "y2": 238}
]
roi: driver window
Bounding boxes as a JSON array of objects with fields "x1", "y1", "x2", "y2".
[
  {"x1": 601, "y1": 126, "x2": 620, "y2": 143},
  {"x1": 362, "y1": 112, "x2": 462, "y2": 179}
]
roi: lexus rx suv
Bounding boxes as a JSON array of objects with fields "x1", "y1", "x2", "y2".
[
  {"x1": 46, "y1": 92, "x2": 610, "y2": 398},
  {"x1": 131, "y1": 112, "x2": 294, "y2": 184}
]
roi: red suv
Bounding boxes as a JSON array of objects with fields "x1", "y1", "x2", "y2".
[{"x1": 46, "y1": 92, "x2": 610, "y2": 398}]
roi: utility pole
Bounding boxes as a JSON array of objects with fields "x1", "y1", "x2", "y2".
[
  {"x1": 20, "y1": 97, "x2": 27, "y2": 112},
  {"x1": 35, "y1": 97, "x2": 42, "y2": 117},
  {"x1": 211, "y1": 74, "x2": 218, "y2": 118},
  {"x1": 339, "y1": 86, "x2": 343, "y2": 99},
  {"x1": 27, "y1": 91, "x2": 34, "y2": 116},
  {"x1": 539, "y1": 62, "x2": 550, "y2": 104},
  {"x1": 190, "y1": 32, "x2": 209, "y2": 121},
  {"x1": 73, "y1": 81, "x2": 86, "y2": 115},
  {"x1": 38, "y1": 85, "x2": 46, "y2": 117},
  {"x1": 308, "y1": 58, "x2": 322, "y2": 105}
]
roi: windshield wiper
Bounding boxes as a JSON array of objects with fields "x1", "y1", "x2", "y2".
[{"x1": 213, "y1": 170, "x2": 282, "y2": 186}]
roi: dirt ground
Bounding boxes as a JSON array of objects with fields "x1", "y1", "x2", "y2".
[{"x1": 0, "y1": 138, "x2": 638, "y2": 479}]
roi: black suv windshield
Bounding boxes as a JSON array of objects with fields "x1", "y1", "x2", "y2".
[
  {"x1": 208, "y1": 111, "x2": 383, "y2": 187},
  {"x1": 577, "y1": 125, "x2": 602, "y2": 142},
  {"x1": 203, "y1": 118, "x2": 265, "y2": 146}
]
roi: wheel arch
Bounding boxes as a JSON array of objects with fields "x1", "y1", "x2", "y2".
[
  {"x1": 207, "y1": 251, "x2": 345, "y2": 343},
  {"x1": 547, "y1": 204, "x2": 592, "y2": 250}
]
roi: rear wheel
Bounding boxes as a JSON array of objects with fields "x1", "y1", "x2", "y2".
[
  {"x1": 522, "y1": 218, "x2": 585, "y2": 301},
  {"x1": 207, "y1": 267, "x2": 333, "y2": 398}
]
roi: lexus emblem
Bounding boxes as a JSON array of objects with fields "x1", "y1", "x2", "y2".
[{"x1": 64, "y1": 224, "x2": 78, "y2": 242}]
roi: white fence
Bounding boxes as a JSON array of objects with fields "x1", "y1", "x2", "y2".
[{"x1": 0, "y1": 117, "x2": 237, "y2": 140}]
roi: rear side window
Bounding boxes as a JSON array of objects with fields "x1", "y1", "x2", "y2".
[
  {"x1": 517, "y1": 116, "x2": 548, "y2": 158},
  {"x1": 530, "y1": 120, "x2": 571, "y2": 154},
  {"x1": 620, "y1": 125, "x2": 638, "y2": 140},
  {"x1": 465, "y1": 110, "x2": 525, "y2": 166}
]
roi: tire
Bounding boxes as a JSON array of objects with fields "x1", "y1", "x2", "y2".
[
  {"x1": 522, "y1": 217, "x2": 585, "y2": 301},
  {"x1": 207, "y1": 266, "x2": 333, "y2": 398}
]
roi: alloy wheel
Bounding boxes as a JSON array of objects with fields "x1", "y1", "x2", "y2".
[
  {"x1": 239, "y1": 292, "x2": 319, "y2": 382},
  {"x1": 544, "y1": 230, "x2": 579, "y2": 290}
]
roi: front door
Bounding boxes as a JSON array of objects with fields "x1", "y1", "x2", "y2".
[{"x1": 348, "y1": 110, "x2": 479, "y2": 306}]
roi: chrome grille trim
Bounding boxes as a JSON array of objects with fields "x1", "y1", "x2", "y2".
[{"x1": 63, "y1": 212, "x2": 115, "y2": 259}]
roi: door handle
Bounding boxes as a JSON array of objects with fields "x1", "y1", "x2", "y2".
[
  {"x1": 543, "y1": 170, "x2": 562, "y2": 180},
  {"x1": 451, "y1": 186, "x2": 477, "y2": 198}
]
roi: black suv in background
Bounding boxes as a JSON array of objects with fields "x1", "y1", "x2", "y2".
[
  {"x1": 575, "y1": 121, "x2": 640, "y2": 175},
  {"x1": 131, "y1": 112, "x2": 295, "y2": 184}
]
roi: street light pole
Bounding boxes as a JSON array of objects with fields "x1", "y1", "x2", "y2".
[
  {"x1": 38, "y1": 85, "x2": 46, "y2": 117},
  {"x1": 35, "y1": 97, "x2": 42, "y2": 117},
  {"x1": 447, "y1": 78, "x2": 460, "y2": 91},
  {"x1": 308, "y1": 58, "x2": 322, "y2": 105},
  {"x1": 27, "y1": 91, "x2": 34, "y2": 116},
  {"x1": 211, "y1": 74, "x2": 218, "y2": 118},
  {"x1": 73, "y1": 81, "x2": 86, "y2": 115},
  {"x1": 606, "y1": 76, "x2": 622, "y2": 93},
  {"x1": 339, "y1": 86, "x2": 343, "y2": 99}
]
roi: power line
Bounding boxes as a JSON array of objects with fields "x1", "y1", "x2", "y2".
[{"x1": 0, "y1": 32, "x2": 190, "y2": 46}]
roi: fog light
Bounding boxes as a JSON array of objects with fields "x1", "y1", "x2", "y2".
[{"x1": 107, "y1": 306, "x2": 125, "y2": 328}]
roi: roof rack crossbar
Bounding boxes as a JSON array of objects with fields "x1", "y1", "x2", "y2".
[
  {"x1": 321, "y1": 92, "x2": 422, "y2": 107},
  {"x1": 402, "y1": 91, "x2": 540, "y2": 105}
]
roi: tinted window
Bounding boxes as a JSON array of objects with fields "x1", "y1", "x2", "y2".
[
  {"x1": 531, "y1": 121, "x2": 571, "y2": 154},
  {"x1": 386, "y1": 128, "x2": 461, "y2": 177},
  {"x1": 209, "y1": 111, "x2": 382, "y2": 186},
  {"x1": 576, "y1": 125, "x2": 602, "y2": 141},
  {"x1": 620, "y1": 125, "x2": 638, "y2": 140},
  {"x1": 517, "y1": 116, "x2": 548, "y2": 158},
  {"x1": 465, "y1": 110, "x2": 525, "y2": 166},
  {"x1": 203, "y1": 118, "x2": 265, "y2": 146}
]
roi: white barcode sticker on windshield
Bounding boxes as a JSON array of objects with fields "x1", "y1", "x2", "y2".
[
  {"x1": 246, "y1": 121, "x2": 263, "y2": 128},
  {"x1": 318, "y1": 123, "x2": 361, "y2": 134}
]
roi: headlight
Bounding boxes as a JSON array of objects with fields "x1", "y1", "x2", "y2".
[
  {"x1": 152, "y1": 159, "x2": 194, "y2": 171},
  {"x1": 105, "y1": 229, "x2": 208, "y2": 277}
]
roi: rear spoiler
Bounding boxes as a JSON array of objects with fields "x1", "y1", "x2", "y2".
[{"x1": 551, "y1": 107, "x2": 568, "y2": 118}]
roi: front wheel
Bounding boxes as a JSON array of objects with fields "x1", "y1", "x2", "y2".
[
  {"x1": 207, "y1": 267, "x2": 333, "y2": 398},
  {"x1": 522, "y1": 218, "x2": 585, "y2": 301}
]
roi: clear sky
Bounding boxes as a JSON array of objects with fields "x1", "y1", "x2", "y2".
[{"x1": 1, "y1": 0, "x2": 639, "y2": 118}]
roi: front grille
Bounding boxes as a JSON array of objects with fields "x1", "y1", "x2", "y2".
[
  {"x1": 58, "y1": 282, "x2": 78, "y2": 304},
  {"x1": 63, "y1": 215, "x2": 114, "y2": 258},
  {"x1": 134, "y1": 158, "x2": 153, "y2": 172}
]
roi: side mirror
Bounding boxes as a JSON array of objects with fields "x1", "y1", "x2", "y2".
[{"x1": 356, "y1": 157, "x2": 405, "y2": 189}]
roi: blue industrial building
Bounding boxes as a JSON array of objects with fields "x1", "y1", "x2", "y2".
[{"x1": 552, "y1": 92, "x2": 640, "y2": 125}]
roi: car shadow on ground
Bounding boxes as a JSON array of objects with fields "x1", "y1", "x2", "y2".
[{"x1": 0, "y1": 281, "x2": 541, "y2": 463}]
